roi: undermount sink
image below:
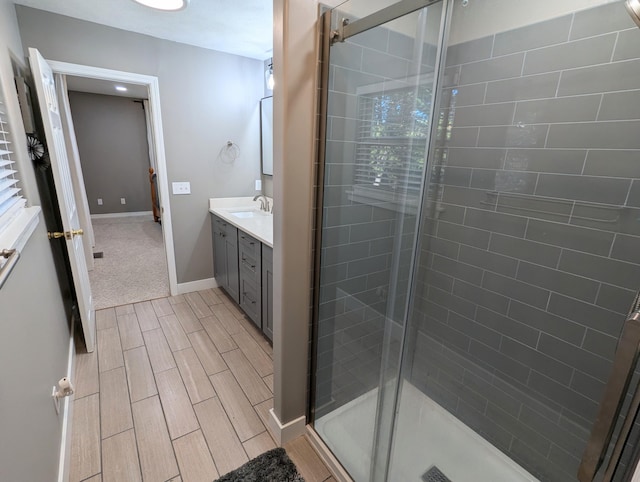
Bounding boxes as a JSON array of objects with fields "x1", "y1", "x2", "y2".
[
  {"x1": 230, "y1": 209, "x2": 270, "y2": 218},
  {"x1": 209, "y1": 197, "x2": 274, "y2": 247}
]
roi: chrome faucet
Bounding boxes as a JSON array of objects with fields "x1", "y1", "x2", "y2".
[{"x1": 253, "y1": 194, "x2": 270, "y2": 212}]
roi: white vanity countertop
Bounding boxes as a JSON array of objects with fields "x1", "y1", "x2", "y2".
[{"x1": 209, "y1": 197, "x2": 273, "y2": 248}]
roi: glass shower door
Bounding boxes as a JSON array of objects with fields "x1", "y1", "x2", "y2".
[
  {"x1": 312, "y1": 1, "x2": 446, "y2": 480},
  {"x1": 389, "y1": 1, "x2": 640, "y2": 481}
]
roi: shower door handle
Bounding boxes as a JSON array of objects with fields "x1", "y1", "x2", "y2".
[{"x1": 578, "y1": 293, "x2": 640, "y2": 482}]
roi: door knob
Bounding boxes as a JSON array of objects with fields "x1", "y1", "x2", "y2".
[{"x1": 48, "y1": 229, "x2": 84, "y2": 240}]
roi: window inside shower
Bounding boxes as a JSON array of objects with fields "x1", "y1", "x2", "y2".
[{"x1": 354, "y1": 84, "x2": 432, "y2": 194}]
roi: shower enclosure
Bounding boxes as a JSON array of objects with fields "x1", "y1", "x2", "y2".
[{"x1": 311, "y1": 0, "x2": 640, "y2": 481}]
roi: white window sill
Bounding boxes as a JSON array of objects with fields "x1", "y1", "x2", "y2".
[
  {"x1": 346, "y1": 185, "x2": 420, "y2": 215},
  {"x1": 0, "y1": 206, "x2": 41, "y2": 253}
]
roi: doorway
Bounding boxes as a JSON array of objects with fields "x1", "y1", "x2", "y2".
[
  {"x1": 64, "y1": 81, "x2": 169, "y2": 308},
  {"x1": 47, "y1": 59, "x2": 178, "y2": 304}
]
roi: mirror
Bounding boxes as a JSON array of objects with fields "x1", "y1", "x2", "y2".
[{"x1": 260, "y1": 96, "x2": 273, "y2": 176}]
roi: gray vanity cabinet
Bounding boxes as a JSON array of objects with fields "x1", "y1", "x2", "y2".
[
  {"x1": 211, "y1": 214, "x2": 240, "y2": 303},
  {"x1": 210, "y1": 212, "x2": 273, "y2": 342},
  {"x1": 261, "y1": 245, "x2": 273, "y2": 341},
  {"x1": 238, "y1": 231, "x2": 261, "y2": 327}
]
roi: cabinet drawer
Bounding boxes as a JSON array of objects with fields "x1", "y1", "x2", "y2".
[
  {"x1": 238, "y1": 231, "x2": 260, "y2": 258},
  {"x1": 239, "y1": 244, "x2": 260, "y2": 283},
  {"x1": 213, "y1": 216, "x2": 237, "y2": 241},
  {"x1": 240, "y1": 277, "x2": 260, "y2": 325},
  {"x1": 240, "y1": 257, "x2": 259, "y2": 284}
]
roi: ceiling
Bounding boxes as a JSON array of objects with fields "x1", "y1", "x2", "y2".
[
  {"x1": 66, "y1": 76, "x2": 149, "y2": 99},
  {"x1": 13, "y1": 0, "x2": 273, "y2": 60}
]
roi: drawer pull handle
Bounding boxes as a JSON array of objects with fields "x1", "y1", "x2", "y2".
[
  {"x1": 240, "y1": 235, "x2": 255, "y2": 245},
  {"x1": 241, "y1": 257, "x2": 256, "y2": 269},
  {"x1": 242, "y1": 292, "x2": 257, "y2": 304}
]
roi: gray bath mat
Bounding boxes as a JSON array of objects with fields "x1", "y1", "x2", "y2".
[{"x1": 215, "y1": 447, "x2": 305, "y2": 482}]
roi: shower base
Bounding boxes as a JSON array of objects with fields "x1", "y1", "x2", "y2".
[{"x1": 315, "y1": 381, "x2": 538, "y2": 482}]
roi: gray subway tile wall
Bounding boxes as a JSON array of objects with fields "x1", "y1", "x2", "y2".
[
  {"x1": 598, "y1": 90, "x2": 640, "y2": 121},
  {"x1": 612, "y1": 28, "x2": 640, "y2": 61},
  {"x1": 521, "y1": 33, "x2": 617, "y2": 75},
  {"x1": 570, "y1": 2, "x2": 637, "y2": 39},
  {"x1": 489, "y1": 233, "x2": 561, "y2": 268},
  {"x1": 492, "y1": 15, "x2": 573, "y2": 56},
  {"x1": 316, "y1": 13, "x2": 435, "y2": 417},
  {"x1": 459, "y1": 52, "x2": 525, "y2": 85},
  {"x1": 584, "y1": 150, "x2": 640, "y2": 177},
  {"x1": 470, "y1": 169, "x2": 540, "y2": 193},
  {"x1": 410, "y1": 3, "x2": 640, "y2": 481},
  {"x1": 557, "y1": 59, "x2": 640, "y2": 96},
  {"x1": 513, "y1": 95, "x2": 601, "y2": 124},
  {"x1": 485, "y1": 71, "x2": 562, "y2": 103}
]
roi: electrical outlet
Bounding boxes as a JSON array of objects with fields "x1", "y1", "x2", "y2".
[
  {"x1": 172, "y1": 182, "x2": 191, "y2": 195},
  {"x1": 120, "y1": 198, "x2": 126, "y2": 205},
  {"x1": 97, "y1": 198, "x2": 103, "y2": 206},
  {"x1": 255, "y1": 179, "x2": 262, "y2": 191}
]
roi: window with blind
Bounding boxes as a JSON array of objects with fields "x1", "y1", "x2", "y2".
[
  {"x1": 354, "y1": 84, "x2": 432, "y2": 195},
  {"x1": 0, "y1": 97, "x2": 26, "y2": 234}
]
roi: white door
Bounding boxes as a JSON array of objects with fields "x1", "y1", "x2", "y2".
[
  {"x1": 55, "y1": 73, "x2": 96, "y2": 270},
  {"x1": 29, "y1": 48, "x2": 95, "y2": 352}
]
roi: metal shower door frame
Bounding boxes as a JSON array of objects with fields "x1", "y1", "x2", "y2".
[
  {"x1": 364, "y1": 2, "x2": 454, "y2": 481},
  {"x1": 310, "y1": 0, "x2": 454, "y2": 480}
]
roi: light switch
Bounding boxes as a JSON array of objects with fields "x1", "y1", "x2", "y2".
[
  {"x1": 172, "y1": 182, "x2": 191, "y2": 195},
  {"x1": 255, "y1": 179, "x2": 262, "y2": 191}
]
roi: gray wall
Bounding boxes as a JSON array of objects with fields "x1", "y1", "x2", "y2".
[
  {"x1": 0, "y1": 1, "x2": 71, "y2": 480},
  {"x1": 0, "y1": 221, "x2": 71, "y2": 481},
  {"x1": 69, "y1": 91, "x2": 151, "y2": 215},
  {"x1": 16, "y1": 5, "x2": 264, "y2": 284}
]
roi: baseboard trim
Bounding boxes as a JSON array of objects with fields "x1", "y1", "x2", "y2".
[
  {"x1": 306, "y1": 425, "x2": 354, "y2": 482},
  {"x1": 90, "y1": 211, "x2": 153, "y2": 219},
  {"x1": 57, "y1": 330, "x2": 76, "y2": 482},
  {"x1": 176, "y1": 277, "x2": 218, "y2": 294},
  {"x1": 267, "y1": 409, "x2": 306, "y2": 446}
]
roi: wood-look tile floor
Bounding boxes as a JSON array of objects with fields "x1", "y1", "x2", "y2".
[{"x1": 70, "y1": 287, "x2": 335, "y2": 482}]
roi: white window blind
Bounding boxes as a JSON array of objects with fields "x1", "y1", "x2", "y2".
[
  {"x1": 0, "y1": 98, "x2": 26, "y2": 235},
  {"x1": 354, "y1": 85, "x2": 432, "y2": 195}
]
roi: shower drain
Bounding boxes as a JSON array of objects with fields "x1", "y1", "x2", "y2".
[{"x1": 421, "y1": 465, "x2": 452, "y2": 482}]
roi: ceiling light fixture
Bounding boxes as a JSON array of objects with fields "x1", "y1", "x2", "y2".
[
  {"x1": 115, "y1": 86, "x2": 128, "y2": 92},
  {"x1": 131, "y1": 0, "x2": 189, "y2": 11},
  {"x1": 265, "y1": 59, "x2": 274, "y2": 90}
]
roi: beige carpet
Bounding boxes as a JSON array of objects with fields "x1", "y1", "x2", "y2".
[{"x1": 89, "y1": 215, "x2": 169, "y2": 309}]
